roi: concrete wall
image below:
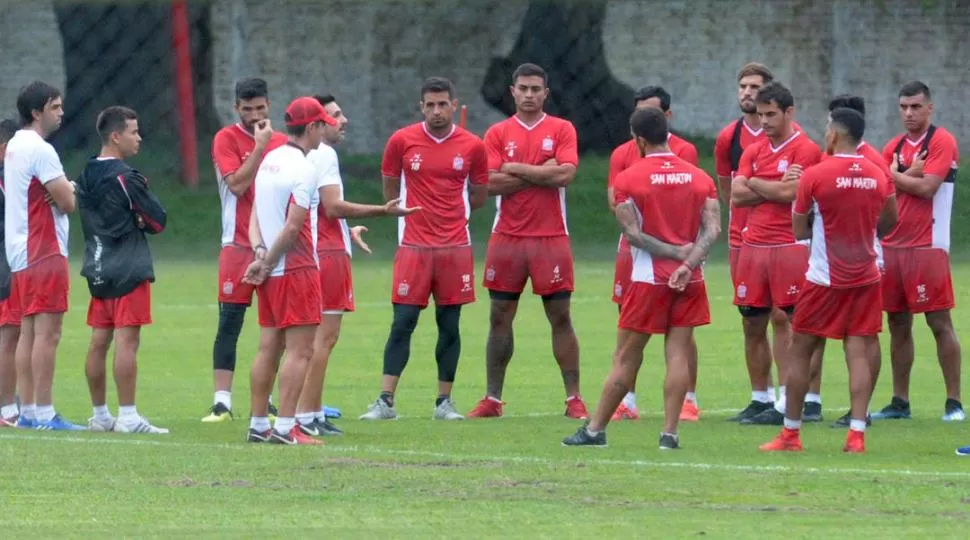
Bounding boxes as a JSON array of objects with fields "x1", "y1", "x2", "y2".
[{"x1": 2, "y1": 0, "x2": 968, "y2": 156}]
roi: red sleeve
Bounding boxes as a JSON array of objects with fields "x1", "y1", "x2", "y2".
[
  {"x1": 607, "y1": 145, "x2": 626, "y2": 188},
  {"x1": 555, "y1": 121, "x2": 579, "y2": 167},
  {"x1": 881, "y1": 139, "x2": 896, "y2": 166},
  {"x1": 484, "y1": 126, "x2": 505, "y2": 172},
  {"x1": 793, "y1": 168, "x2": 814, "y2": 215},
  {"x1": 681, "y1": 143, "x2": 700, "y2": 166},
  {"x1": 881, "y1": 167, "x2": 896, "y2": 198},
  {"x1": 924, "y1": 132, "x2": 959, "y2": 179},
  {"x1": 736, "y1": 145, "x2": 756, "y2": 178},
  {"x1": 380, "y1": 132, "x2": 403, "y2": 178},
  {"x1": 212, "y1": 130, "x2": 241, "y2": 179},
  {"x1": 469, "y1": 139, "x2": 489, "y2": 185},
  {"x1": 702, "y1": 171, "x2": 718, "y2": 199},
  {"x1": 797, "y1": 140, "x2": 823, "y2": 168},
  {"x1": 613, "y1": 170, "x2": 631, "y2": 205},
  {"x1": 713, "y1": 124, "x2": 734, "y2": 177}
]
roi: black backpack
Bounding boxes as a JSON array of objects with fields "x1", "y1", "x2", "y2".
[{"x1": 728, "y1": 118, "x2": 745, "y2": 173}]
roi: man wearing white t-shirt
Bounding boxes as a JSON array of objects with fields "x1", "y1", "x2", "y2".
[
  {"x1": 4, "y1": 81, "x2": 81, "y2": 431},
  {"x1": 293, "y1": 94, "x2": 419, "y2": 438},
  {"x1": 242, "y1": 96, "x2": 333, "y2": 445}
]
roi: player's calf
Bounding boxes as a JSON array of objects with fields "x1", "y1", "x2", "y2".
[{"x1": 0, "y1": 324, "x2": 20, "y2": 426}]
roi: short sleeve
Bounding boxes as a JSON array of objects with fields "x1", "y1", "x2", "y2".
[
  {"x1": 484, "y1": 126, "x2": 505, "y2": 171},
  {"x1": 607, "y1": 145, "x2": 626, "y2": 187},
  {"x1": 311, "y1": 146, "x2": 341, "y2": 189},
  {"x1": 380, "y1": 132, "x2": 404, "y2": 178},
  {"x1": 35, "y1": 142, "x2": 65, "y2": 184},
  {"x1": 702, "y1": 171, "x2": 718, "y2": 199},
  {"x1": 468, "y1": 139, "x2": 489, "y2": 185},
  {"x1": 680, "y1": 143, "x2": 700, "y2": 167},
  {"x1": 291, "y1": 164, "x2": 316, "y2": 210},
  {"x1": 212, "y1": 130, "x2": 241, "y2": 179},
  {"x1": 797, "y1": 140, "x2": 823, "y2": 168},
  {"x1": 881, "y1": 139, "x2": 896, "y2": 167},
  {"x1": 793, "y1": 169, "x2": 814, "y2": 215},
  {"x1": 924, "y1": 132, "x2": 959, "y2": 179},
  {"x1": 613, "y1": 171, "x2": 631, "y2": 205},
  {"x1": 736, "y1": 145, "x2": 756, "y2": 178},
  {"x1": 555, "y1": 122, "x2": 579, "y2": 167},
  {"x1": 713, "y1": 124, "x2": 733, "y2": 177}
]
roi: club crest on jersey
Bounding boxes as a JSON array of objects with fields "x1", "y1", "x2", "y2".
[
  {"x1": 777, "y1": 159, "x2": 789, "y2": 173},
  {"x1": 486, "y1": 266, "x2": 496, "y2": 282},
  {"x1": 542, "y1": 136, "x2": 554, "y2": 152},
  {"x1": 222, "y1": 280, "x2": 234, "y2": 295},
  {"x1": 410, "y1": 153, "x2": 422, "y2": 171},
  {"x1": 505, "y1": 142, "x2": 517, "y2": 158},
  {"x1": 397, "y1": 281, "x2": 410, "y2": 297},
  {"x1": 453, "y1": 155, "x2": 464, "y2": 171},
  {"x1": 737, "y1": 283, "x2": 747, "y2": 299}
]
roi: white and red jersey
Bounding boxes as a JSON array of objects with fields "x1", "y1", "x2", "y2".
[
  {"x1": 253, "y1": 144, "x2": 319, "y2": 277},
  {"x1": 212, "y1": 123, "x2": 288, "y2": 248},
  {"x1": 3, "y1": 129, "x2": 69, "y2": 272},
  {"x1": 484, "y1": 114, "x2": 579, "y2": 237},
  {"x1": 795, "y1": 154, "x2": 894, "y2": 288},
  {"x1": 609, "y1": 134, "x2": 698, "y2": 253},
  {"x1": 613, "y1": 153, "x2": 718, "y2": 285},
  {"x1": 381, "y1": 123, "x2": 488, "y2": 247},
  {"x1": 308, "y1": 142, "x2": 351, "y2": 256},
  {"x1": 880, "y1": 125, "x2": 959, "y2": 251},
  {"x1": 736, "y1": 131, "x2": 822, "y2": 246}
]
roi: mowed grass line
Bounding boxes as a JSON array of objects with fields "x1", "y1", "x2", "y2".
[{"x1": 0, "y1": 259, "x2": 968, "y2": 537}]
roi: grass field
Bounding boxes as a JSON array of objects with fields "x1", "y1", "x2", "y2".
[{"x1": 1, "y1": 258, "x2": 969, "y2": 538}]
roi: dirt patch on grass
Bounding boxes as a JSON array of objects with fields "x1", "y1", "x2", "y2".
[
  {"x1": 165, "y1": 477, "x2": 255, "y2": 489},
  {"x1": 314, "y1": 456, "x2": 500, "y2": 470}
]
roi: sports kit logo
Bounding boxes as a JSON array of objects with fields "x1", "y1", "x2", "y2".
[
  {"x1": 737, "y1": 282, "x2": 747, "y2": 299},
  {"x1": 486, "y1": 266, "x2": 496, "y2": 282},
  {"x1": 916, "y1": 283, "x2": 928, "y2": 304},
  {"x1": 551, "y1": 265, "x2": 562, "y2": 284},
  {"x1": 461, "y1": 273, "x2": 473, "y2": 292},
  {"x1": 661, "y1": 161, "x2": 674, "y2": 170},
  {"x1": 542, "y1": 136, "x2": 554, "y2": 152},
  {"x1": 223, "y1": 280, "x2": 234, "y2": 295},
  {"x1": 614, "y1": 282, "x2": 623, "y2": 298},
  {"x1": 788, "y1": 284, "x2": 800, "y2": 296},
  {"x1": 453, "y1": 154, "x2": 464, "y2": 171},
  {"x1": 505, "y1": 141, "x2": 517, "y2": 158},
  {"x1": 410, "y1": 153, "x2": 422, "y2": 171},
  {"x1": 777, "y1": 159, "x2": 789, "y2": 173},
  {"x1": 849, "y1": 163, "x2": 863, "y2": 172}
]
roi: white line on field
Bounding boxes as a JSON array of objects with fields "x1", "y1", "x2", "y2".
[{"x1": 0, "y1": 427, "x2": 965, "y2": 480}]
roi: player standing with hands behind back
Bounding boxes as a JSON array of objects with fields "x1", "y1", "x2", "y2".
[
  {"x1": 468, "y1": 63, "x2": 588, "y2": 420},
  {"x1": 78, "y1": 106, "x2": 169, "y2": 434}
]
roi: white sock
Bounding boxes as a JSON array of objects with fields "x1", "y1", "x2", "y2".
[
  {"x1": 274, "y1": 416, "x2": 295, "y2": 434},
  {"x1": 685, "y1": 392, "x2": 697, "y2": 404},
  {"x1": 93, "y1": 404, "x2": 112, "y2": 421},
  {"x1": 1, "y1": 403, "x2": 19, "y2": 419},
  {"x1": 661, "y1": 431, "x2": 679, "y2": 440},
  {"x1": 268, "y1": 393, "x2": 274, "y2": 404},
  {"x1": 805, "y1": 392, "x2": 822, "y2": 404},
  {"x1": 623, "y1": 392, "x2": 637, "y2": 409},
  {"x1": 36, "y1": 404, "x2": 55, "y2": 423},
  {"x1": 767, "y1": 386, "x2": 776, "y2": 401},
  {"x1": 21, "y1": 404, "x2": 35, "y2": 421},
  {"x1": 119, "y1": 405, "x2": 139, "y2": 421},
  {"x1": 586, "y1": 426, "x2": 602, "y2": 436},
  {"x1": 250, "y1": 416, "x2": 270, "y2": 432},
  {"x1": 753, "y1": 390, "x2": 773, "y2": 404},
  {"x1": 296, "y1": 412, "x2": 316, "y2": 425},
  {"x1": 850, "y1": 419, "x2": 867, "y2": 433},
  {"x1": 774, "y1": 386, "x2": 787, "y2": 414},
  {"x1": 214, "y1": 391, "x2": 231, "y2": 409},
  {"x1": 315, "y1": 409, "x2": 328, "y2": 422},
  {"x1": 783, "y1": 417, "x2": 802, "y2": 430}
]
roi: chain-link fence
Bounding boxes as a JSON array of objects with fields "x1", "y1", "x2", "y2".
[{"x1": 1, "y1": 0, "x2": 967, "y2": 192}]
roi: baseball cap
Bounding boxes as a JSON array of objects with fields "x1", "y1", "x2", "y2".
[{"x1": 284, "y1": 96, "x2": 337, "y2": 127}]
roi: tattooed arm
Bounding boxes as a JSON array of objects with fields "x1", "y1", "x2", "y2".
[
  {"x1": 684, "y1": 198, "x2": 722, "y2": 269},
  {"x1": 614, "y1": 199, "x2": 692, "y2": 260}
]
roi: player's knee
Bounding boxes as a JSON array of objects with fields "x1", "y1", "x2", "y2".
[
  {"x1": 740, "y1": 308, "x2": 770, "y2": 336},
  {"x1": 887, "y1": 312, "x2": 913, "y2": 336},
  {"x1": 488, "y1": 297, "x2": 517, "y2": 329},
  {"x1": 390, "y1": 304, "x2": 421, "y2": 335},
  {"x1": 215, "y1": 303, "x2": 247, "y2": 339},
  {"x1": 925, "y1": 311, "x2": 954, "y2": 337},
  {"x1": 435, "y1": 305, "x2": 461, "y2": 335}
]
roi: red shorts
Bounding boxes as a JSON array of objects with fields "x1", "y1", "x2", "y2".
[
  {"x1": 392, "y1": 245, "x2": 475, "y2": 307},
  {"x1": 218, "y1": 245, "x2": 256, "y2": 305},
  {"x1": 619, "y1": 281, "x2": 710, "y2": 334},
  {"x1": 881, "y1": 247, "x2": 954, "y2": 313},
  {"x1": 733, "y1": 244, "x2": 808, "y2": 309},
  {"x1": 729, "y1": 247, "x2": 741, "y2": 285},
  {"x1": 483, "y1": 233, "x2": 574, "y2": 296},
  {"x1": 792, "y1": 281, "x2": 882, "y2": 339},
  {"x1": 256, "y1": 269, "x2": 322, "y2": 329},
  {"x1": 319, "y1": 250, "x2": 355, "y2": 314},
  {"x1": 10, "y1": 255, "x2": 69, "y2": 317},
  {"x1": 0, "y1": 299, "x2": 20, "y2": 327},
  {"x1": 87, "y1": 281, "x2": 153, "y2": 329},
  {"x1": 612, "y1": 242, "x2": 632, "y2": 304}
]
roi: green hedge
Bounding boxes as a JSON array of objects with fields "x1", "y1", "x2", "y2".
[{"x1": 57, "y1": 136, "x2": 969, "y2": 261}]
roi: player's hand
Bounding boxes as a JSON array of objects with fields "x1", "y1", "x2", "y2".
[
  {"x1": 242, "y1": 260, "x2": 269, "y2": 285},
  {"x1": 668, "y1": 264, "x2": 692, "y2": 292},
  {"x1": 44, "y1": 190, "x2": 56, "y2": 207},
  {"x1": 908, "y1": 150, "x2": 927, "y2": 177},
  {"x1": 253, "y1": 119, "x2": 273, "y2": 148},
  {"x1": 782, "y1": 164, "x2": 803, "y2": 183},
  {"x1": 676, "y1": 242, "x2": 695, "y2": 261},
  {"x1": 350, "y1": 225, "x2": 372, "y2": 254},
  {"x1": 383, "y1": 198, "x2": 421, "y2": 216},
  {"x1": 890, "y1": 153, "x2": 901, "y2": 174}
]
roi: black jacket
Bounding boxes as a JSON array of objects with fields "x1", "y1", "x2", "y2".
[
  {"x1": 0, "y1": 167, "x2": 9, "y2": 302},
  {"x1": 76, "y1": 157, "x2": 167, "y2": 298}
]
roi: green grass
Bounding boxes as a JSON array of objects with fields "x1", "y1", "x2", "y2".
[{"x1": 1, "y1": 259, "x2": 969, "y2": 538}]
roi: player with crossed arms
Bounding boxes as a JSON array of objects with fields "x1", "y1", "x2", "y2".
[
  {"x1": 760, "y1": 107, "x2": 897, "y2": 453},
  {"x1": 562, "y1": 107, "x2": 720, "y2": 449}
]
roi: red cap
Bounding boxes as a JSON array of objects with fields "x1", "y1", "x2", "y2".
[{"x1": 284, "y1": 96, "x2": 337, "y2": 127}]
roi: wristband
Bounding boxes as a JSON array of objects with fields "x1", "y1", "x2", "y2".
[{"x1": 254, "y1": 244, "x2": 266, "y2": 253}]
